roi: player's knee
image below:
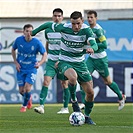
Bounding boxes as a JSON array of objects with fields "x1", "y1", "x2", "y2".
[
  {"x1": 19, "y1": 90, "x2": 24, "y2": 96},
  {"x1": 85, "y1": 89, "x2": 94, "y2": 100},
  {"x1": 104, "y1": 80, "x2": 112, "y2": 85},
  {"x1": 43, "y1": 80, "x2": 50, "y2": 86},
  {"x1": 61, "y1": 83, "x2": 68, "y2": 88},
  {"x1": 61, "y1": 80, "x2": 68, "y2": 88}
]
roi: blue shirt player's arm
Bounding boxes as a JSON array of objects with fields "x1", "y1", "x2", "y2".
[{"x1": 36, "y1": 40, "x2": 47, "y2": 67}]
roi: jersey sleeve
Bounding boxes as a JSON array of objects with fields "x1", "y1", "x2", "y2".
[
  {"x1": 37, "y1": 40, "x2": 46, "y2": 55},
  {"x1": 96, "y1": 29, "x2": 107, "y2": 49},
  {"x1": 86, "y1": 28, "x2": 98, "y2": 51},
  {"x1": 12, "y1": 38, "x2": 18, "y2": 50},
  {"x1": 44, "y1": 29, "x2": 48, "y2": 41},
  {"x1": 52, "y1": 23, "x2": 63, "y2": 32},
  {"x1": 32, "y1": 22, "x2": 53, "y2": 36}
]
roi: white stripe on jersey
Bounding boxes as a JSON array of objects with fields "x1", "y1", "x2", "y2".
[
  {"x1": 47, "y1": 32, "x2": 61, "y2": 38},
  {"x1": 59, "y1": 54, "x2": 85, "y2": 62},
  {"x1": 61, "y1": 42, "x2": 83, "y2": 53},
  {"x1": 49, "y1": 44, "x2": 60, "y2": 50},
  {"x1": 52, "y1": 23, "x2": 56, "y2": 32},
  {"x1": 61, "y1": 32, "x2": 86, "y2": 42},
  {"x1": 90, "y1": 51, "x2": 107, "y2": 59},
  {"x1": 48, "y1": 54, "x2": 59, "y2": 61},
  {"x1": 87, "y1": 37, "x2": 95, "y2": 41}
]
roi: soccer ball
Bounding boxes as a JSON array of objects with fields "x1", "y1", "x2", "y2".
[{"x1": 69, "y1": 112, "x2": 85, "y2": 126}]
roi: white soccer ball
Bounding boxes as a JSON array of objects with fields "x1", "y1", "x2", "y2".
[{"x1": 69, "y1": 112, "x2": 85, "y2": 126}]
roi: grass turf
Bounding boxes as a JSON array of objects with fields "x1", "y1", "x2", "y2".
[{"x1": 0, "y1": 103, "x2": 132, "y2": 133}]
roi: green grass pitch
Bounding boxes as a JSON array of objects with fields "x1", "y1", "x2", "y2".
[{"x1": 0, "y1": 103, "x2": 132, "y2": 133}]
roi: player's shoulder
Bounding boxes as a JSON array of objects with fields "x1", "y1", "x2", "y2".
[
  {"x1": 82, "y1": 23, "x2": 89, "y2": 29},
  {"x1": 63, "y1": 23, "x2": 72, "y2": 28},
  {"x1": 17, "y1": 35, "x2": 24, "y2": 39},
  {"x1": 15, "y1": 35, "x2": 24, "y2": 42},
  {"x1": 94, "y1": 23, "x2": 102, "y2": 30},
  {"x1": 32, "y1": 37, "x2": 40, "y2": 42}
]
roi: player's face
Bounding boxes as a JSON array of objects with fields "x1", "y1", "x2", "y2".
[
  {"x1": 52, "y1": 12, "x2": 63, "y2": 23},
  {"x1": 87, "y1": 14, "x2": 97, "y2": 25},
  {"x1": 23, "y1": 27, "x2": 33, "y2": 41},
  {"x1": 70, "y1": 18, "x2": 83, "y2": 32}
]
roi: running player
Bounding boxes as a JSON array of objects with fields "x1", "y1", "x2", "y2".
[
  {"x1": 32, "y1": 11, "x2": 98, "y2": 125},
  {"x1": 11, "y1": 24, "x2": 47, "y2": 112},
  {"x1": 34, "y1": 8, "x2": 70, "y2": 114},
  {"x1": 80, "y1": 10, "x2": 126, "y2": 110}
]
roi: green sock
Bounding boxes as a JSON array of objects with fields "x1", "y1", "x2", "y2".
[
  {"x1": 68, "y1": 83, "x2": 77, "y2": 101},
  {"x1": 80, "y1": 86, "x2": 85, "y2": 104},
  {"x1": 40, "y1": 86, "x2": 48, "y2": 105},
  {"x1": 63, "y1": 88, "x2": 70, "y2": 108},
  {"x1": 108, "y1": 82, "x2": 122, "y2": 100},
  {"x1": 84, "y1": 100, "x2": 94, "y2": 117}
]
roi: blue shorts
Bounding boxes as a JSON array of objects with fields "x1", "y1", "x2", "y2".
[{"x1": 17, "y1": 69, "x2": 37, "y2": 86}]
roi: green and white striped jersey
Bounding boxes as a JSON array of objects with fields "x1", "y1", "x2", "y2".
[
  {"x1": 32, "y1": 22, "x2": 98, "y2": 62},
  {"x1": 45, "y1": 28, "x2": 61, "y2": 61},
  {"x1": 90, "y1": 23, "x2": 108, "y2": 59}
]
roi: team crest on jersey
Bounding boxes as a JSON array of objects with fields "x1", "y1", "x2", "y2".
[
  {"x1": 31, "y1": 46, "x2": 34, "y2": 51},
  {"x1": 80, "y1": 36, "x2": 86, "y2": 41}
]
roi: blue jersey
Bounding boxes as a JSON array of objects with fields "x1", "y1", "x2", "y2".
[{"x1": 12, "y1": 36, "x2": 46, "y2": 70}]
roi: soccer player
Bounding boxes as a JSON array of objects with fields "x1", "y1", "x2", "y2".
[
  {"x1": 34, "y1": 8, "x2": 70, "y2": 114},
  {"x1": 11, "y1": 24, "x2": 47, "y2": 112},
  {"x1": 32, "y1": 11, "x2": 98, "y2": 125},
  {"x1": 79, "y1": 10, "x2": 126, "y2": 110}
]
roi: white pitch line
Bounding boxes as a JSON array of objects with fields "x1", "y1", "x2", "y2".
[{"x1": 97, "y1": 125, "x2": 133, "y2": 129}]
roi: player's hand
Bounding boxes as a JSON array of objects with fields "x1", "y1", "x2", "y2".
[
  {"x1": 55, "y1": 61, "x2": 59, "y2": 68},
  {"x1": 34, "y1": 62, "x2": 40, "y2": 69},
  {"x1": 86, "y1": 48, "x2": 94, "y2": 54},
  {"x1": 15, "y1": 62, "x2": 21, "y2": 72}
]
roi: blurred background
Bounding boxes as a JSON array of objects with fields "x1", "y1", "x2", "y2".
[{"x1": 0, "y1": 0, "x2": 132, "y2": 104}]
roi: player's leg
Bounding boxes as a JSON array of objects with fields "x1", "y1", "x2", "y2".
[
  {"x1": 79, "y1": 57, "x2": 95, "y2": 110},
  {"x1": 20, "y1": 82, "x2": 32, "y2": 112},
  {"x1": 17, "y1": 71, "x2": 27, "y2": 112},
  {"x1": 79, "y1": 86, "x2": 85, "y2": 109},
  {"x1": 57, "y1": 80, "x2": 70, "y2": 114},
  {"x1": 64, "y1": 68, "x2": 80, "y2": 112},
  {"x1": 80, "y1": 81, "x2": 96, "y2": 125},
  {"x1": 102, "y1": 75, "x2": 126, "y2": 110},
  {"x1": 95, "y1": 57, "x2": 126, "y2": 110},
  {"x1": 19, "y1": 86, "x2": 27, "y2": 112},
  {"x1": 34, "y1": 60, "x2": 56, "y2": 114},
  {"x1": 20, "y1": 70, "x2": 37, "y2": 112},
  {"x1": 34, "y1": 76, "x2": 52, "y2": 114},
  {"x1": 58, "y1": 61, "x2": 80, "y2": 112},
  {"x1": 98, "y1": 57, "x2": 126, "y2": 110},
  {"x1": 77, "y1": 62, "x2": 96, "y2": 125}
]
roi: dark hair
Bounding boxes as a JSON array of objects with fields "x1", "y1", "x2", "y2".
[
  {"x1": 23, "y1": 24, "x2": 33, "y2": 30},
  {"x1": 87, "y1": 10, "x2": 97, "y2": 17},
  {"x1": 53, "y1": 8, "x2": 63, "y2": 15},
  {"x1": 70, "y1": 11, "x2": 82, "y2": 19}
]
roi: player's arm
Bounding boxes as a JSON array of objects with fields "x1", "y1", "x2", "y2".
[
  {"x1": 44, "y1": 30, "x2": 49, "y2": 53},
  {"x1": 11, "y1": 48, "x2": 21, "y2": 72},
  {"x1": 37, "y1": 52, "x2": 47, "y2": 66},
  {"x1": 35, "y1": 52, "x2": 47, "y2": 69},
  {"x1": 32, "y1": 22, "x2": 53, "y2": 36},
  {"x1": 32, "y1": 22, "x2": 63, "y2": 36},
  {"x1": 96, "y1": 29, "x2": 107, "y2": 49},
  {"x1": 45, "y1": 41, "x2": 49, "y2": 53},
  {"x1": 34, "y1": 40, "x2": 47, "y2": 68},
  {"x1": 87, "y1": 28, "x2": 98, "y2": 52}
]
